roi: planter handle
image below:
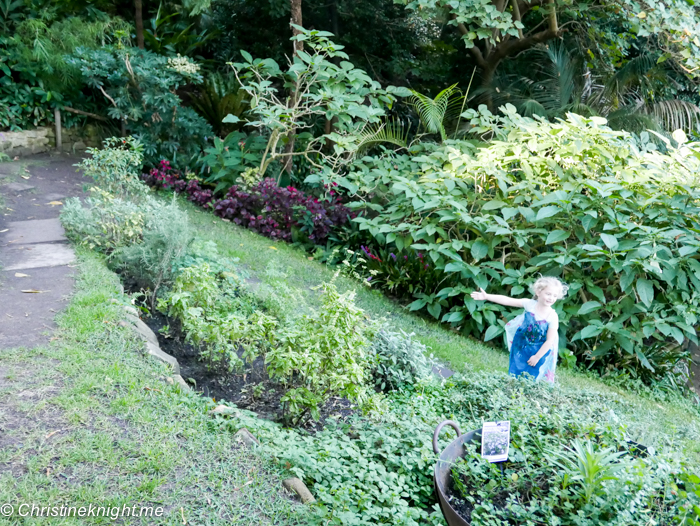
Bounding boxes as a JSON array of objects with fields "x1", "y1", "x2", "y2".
[{"x1": 433, "y1": 420, "x2": 462, "y2": 455}]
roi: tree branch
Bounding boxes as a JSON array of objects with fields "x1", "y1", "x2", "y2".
[
  {"x1": 62, "y1": 106, "x2": 109, "y2": 122},
  {"x1": 511, "y1": 0, "x2": 524, "y2": 39}
]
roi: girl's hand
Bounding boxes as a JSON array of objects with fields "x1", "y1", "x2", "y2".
[
  {"x1": 527, "y1": 353, "x2": 543, "y2": 367},
  {"x1": 471, "y1": 288, "x2": 488, "y2": 301}
]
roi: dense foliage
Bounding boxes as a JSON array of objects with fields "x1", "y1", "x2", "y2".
[
  {"x1": 68, "y1": 47, "x2": 212, "y2": 167},
  {"x1": 340, "y1": 107, "x2": 700, "y2": 386}
]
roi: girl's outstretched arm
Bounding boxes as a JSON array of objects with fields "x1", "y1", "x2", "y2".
[{"x1": 470, "y1": 288, "x2": 526, "y2": 308}]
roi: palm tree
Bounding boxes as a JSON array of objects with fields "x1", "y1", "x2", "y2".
[{"x1": 483, "y1": 43, "x2": 700, "y2": 135}]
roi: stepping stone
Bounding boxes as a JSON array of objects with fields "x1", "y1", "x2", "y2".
[
  {"x1": 3, "y1": 182, "x2": 35, "y2": 192},
  {"x1": 2, "y1": 218, "x2": 67, "y2": 245},
  {"x1": 432, "y1": 364, "x2": 455, "y2": 379},
  {"x1": 43, "y1": 193, "x2": 66, "y2": 202},
  {"x1": 3, "y1": 243, "x2": 75, "y2": 270},
  {"x1": 0, "y1": 265, "x2": 76, "y2": 349}
]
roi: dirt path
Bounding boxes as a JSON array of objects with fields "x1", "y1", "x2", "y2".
[{"x1": 0, "y1": 154, "x2": 90, "y2": 348}]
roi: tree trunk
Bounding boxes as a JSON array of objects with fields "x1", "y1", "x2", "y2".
[
  {"x1": 282, "y1": 0, "x2": 303, "y2": 176},
  {"x1": 135, "y1": 0, "x2": 145, "y2": 49}
]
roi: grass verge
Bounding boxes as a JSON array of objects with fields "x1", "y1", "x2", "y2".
[{"x1": 0, "y1": 249, "x2": 302, "y2": 525}]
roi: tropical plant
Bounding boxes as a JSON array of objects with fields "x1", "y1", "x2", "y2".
[
  {"x1": 397, "y1": 0, "x2": 700, "y2": 102},
  {"x1": 143, "y1": 4, "x2": 216, "y2": 57},
  {"x1": 409, "y1": 83, "x2": 470, "y2": 141},
  {"x1": 486, "y1": 43, "x2": 700, "y2": 134},
  {"x1": 189, "y1": 71, "x2": 250, "y2": 136}
]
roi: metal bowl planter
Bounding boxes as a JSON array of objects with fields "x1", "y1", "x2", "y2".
[
  {"x1": 432, "y1": 421, "x2": 652, "y2": 526},
  {"x1": 432, "y1": 420, "x2": 481, "y2": 526}
]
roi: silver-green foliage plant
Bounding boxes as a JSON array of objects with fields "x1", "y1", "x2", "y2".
[
  {"x1": 114, "y1": 196, "x2": 193, "y2": 307},
  {"x1": 77, "y1": 136, "x2": 146, "y2": 199},
  {"x1": 61, "y1": 190, "x2": 145, "y2": 252},
  {"x1": 368, "y1": 329, "x2": 433, "y2": 392},
  {"x1": 345, "y1": 106, "x2": 700, "y2": 384},
  {"x1": 266, "y1": 280, "x2": 373, "y2": 425}
]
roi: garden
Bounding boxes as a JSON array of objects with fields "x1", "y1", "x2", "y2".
[{"x1": 6, "y1": 0, "x2": 700, "y2": 524}]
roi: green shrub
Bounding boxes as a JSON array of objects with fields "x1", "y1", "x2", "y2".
[
  {"x1": 158, "y1": 261, "x2": 277, "y2": 371},
  {"x1": 60, "y1": 190, "x2": 145, "y2": 252},
  {"x1": 266, "y1": 280, "x2": 374, "y2": 426},
  {"x1": 68, "y1": 47, "x2": 213, "y2": 168},
  {"x1": 77, "y1": 136, "x2": 146, "y2": 199},
  {"x1": 114, "y1": 197, "x2": 193, "y2": 305},
  {"x1": 368, "y1": 329, "x2": 433, "y2": 392},
  {"x1": 344, "y1": 108, "x2": 700, "y2": 385}
]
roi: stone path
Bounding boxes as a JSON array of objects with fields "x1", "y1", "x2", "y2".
[{"x1": 0, "y1": 154, "x2": 90, "y2": 349}]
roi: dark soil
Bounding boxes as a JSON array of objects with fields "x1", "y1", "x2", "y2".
[{"x1": 142, "y1": 309, "x2": 357, "y2": 432}]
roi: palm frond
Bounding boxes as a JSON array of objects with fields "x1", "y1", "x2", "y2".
[
  {"x1": 356, "y1": 119, "x2": 409, "y2": 154},
  {"x1": 645, "y1": 99, "x2": 700, "y2": 133},
  {"x1": 410, "y1": 83, "x2": 460, "y2": 141}
]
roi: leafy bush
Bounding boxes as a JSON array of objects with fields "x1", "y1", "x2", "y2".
[
  {"x1": 68, "y1": 47, "x2": 213, "y2": 168},
  {"x1": 159, "y1": 261, "x2": 277, "y2": 371},
  {"x1": 368, "y1": 329, "x2": 433, "y2": 392},
  {"x1": 200, "y1": 130, "x2": 267, "y2": 193},
  {"x1": 230, "y1": 27, "x2": 409, "y2": 182},
  {"x1": 344, "y1": 108, "x2": 700, "y2": 384},
  {"x1": 213, "y1": 178, "x2": 353, "y2": 243},
  {"x1": 61, "y1": 190, "x2": 145, "y2": 252},
  {"x1": 78, "y1": 136, "x2": 146, "y2": 198},
  {"x1": 265, "y1": 280, "x2": 374, "y2": 425},
  {"x1": 114, "y1": 196, "x2": 193, "y2": 306}
]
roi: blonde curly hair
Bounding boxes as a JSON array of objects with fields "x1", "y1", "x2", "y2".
[{"x1": 532, "y1": 276, "x2": 569, "y2": 299}]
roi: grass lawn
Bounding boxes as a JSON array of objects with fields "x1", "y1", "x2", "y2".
[
  {"x1": 0, "y1": 250, "x2": 302, "y2": 525},
  {"x1": 182, "y1": 197, "x2": 700, "y2": 463}
]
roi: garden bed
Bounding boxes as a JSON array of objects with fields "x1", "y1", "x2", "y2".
[{"x1": 143, "y1": 309, "x2": 357, "y2": 431}]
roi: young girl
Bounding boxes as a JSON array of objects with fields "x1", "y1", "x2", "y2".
[{"x1": 470, "y1": 277, "x2": 568, "y2": 383}]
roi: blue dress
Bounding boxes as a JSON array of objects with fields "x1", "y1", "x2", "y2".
[{"x1": 504, "y1": 300, "x2": 558, "y2": 383}]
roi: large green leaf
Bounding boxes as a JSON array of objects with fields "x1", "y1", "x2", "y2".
[
  {"x1": 471, "y1": 240, "x2": 489, "y2": 261},
  {"x1": 636, "y1": 278, "x2": 654, "y2": 307},
  {"x1": 577, "y1": 301, "x2": 602, "y2": 315},
  {"x1": 536, "y1": 205, "x2": 561, "y2": 221},
  {"x1": 600, "y1": 233, "x2": 619, "y2": 250},
  {"x1": 546, "y1": 230, "x2": 570, "y2": 244}
]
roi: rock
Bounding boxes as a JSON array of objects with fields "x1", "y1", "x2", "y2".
[
  {"x1": 165, "y1": 377, "x2": 174, "y2": 385},
  {"x1": 133, "y1": 319, "x2": 160, "y2": 347},
  {"x1": 234, "y1": 428, "x2": 260, "y2": 448},
  {"x1": 73, "y1": 141, "x2": 87, "y2": 151},
  {"x1": 123, "y1": 305, "x2": 138, "y2": 317},
  {"x1": 145, "y1": 341, "x2": 180, "y2": 375},
  {"x1": 432, "y1": 364, "x2": 455, "y2": 379},
  {"x1": 173, "y1": 374, "x2": 190, "y2": 391},
  {"x1": 282, "y1": 478, "x2": 316, "y2": 504}
]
